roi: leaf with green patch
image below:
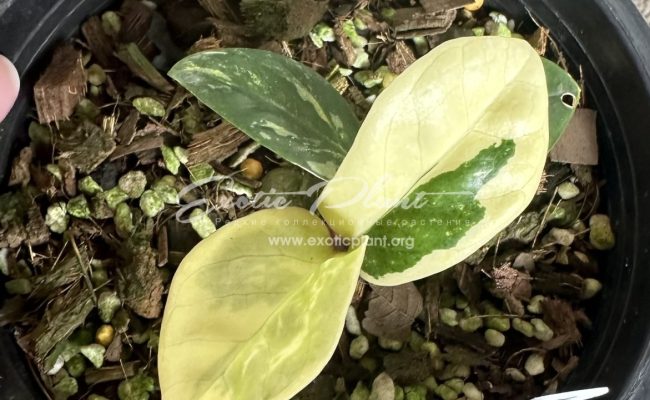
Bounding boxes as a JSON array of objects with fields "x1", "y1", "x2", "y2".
[
  {"x1": 318, "y1": 37, "x2": 549, "y2": 285},
  {"x1": 159, "y1": 207, "x2": 367, "y2": 400},
  {"x1": 543, "y1": 58, "x2": 581, "y2": 151},
  {"x1": 168, "y1": 49, "x2": 361, "y2": 180}
]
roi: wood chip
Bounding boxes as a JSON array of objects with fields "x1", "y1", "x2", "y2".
[
  {"x1": 110, "y1": 135, "x2": 165, "y2": 160},
  {"x1": 362, "y1": 283, "x2": 423, "y2": 341},
  {"x1": 188, "y1": 36, "x2": 223, "y2": 55},
  {"x1": 392, "y1": 8, "x2": 456, "y2": 39},
  {"x1": 121, "y1": 245, "x2": 164, "y2": 319},
  {"x1": 550, "y1": 109, "x2": 599, "y2": 165},
  {"x1": 157, "y1": 225, "x2": 169, "y2": 267},
  {"x1": 116, "y1": 43, "x2": 174, "y2": 93},
  {"x1": 26, "y1": 205, "x2": 49, "y2": 246},
  {"x1": 198, "y1": 0, "x2": 239, "y2": 21},
  {"x1": 186, "y1": 123, "x2": 249, "y2": 166},
  {"x1": 34, "y1": 45, "x2": 86, "y2": 124},
  {"x1": 117, "y1": 110, "x2": 140, "y2": 145},
  {"x1": 8, "y1": 147, "x2": 32, "y2": 187},
  {"x1": 387, "y1": 41, "x2": 417, "y2": 74},
  {"x1": 81, "y1": 16, "x2": 115, "y2": 66},
  {"x1": 334, "y1": 20, "x2": 358, "y2": 67},
  {"x1": 85, "y1": 361, "x2": 139, "y2": 384},
  {"x1": 528, "y1": 27, "x2": 549, "y2": 56},
  {"x1": 119, "y1": 0, "x2": 154, "y2": 45},
  {"x1": 419, "y1": 0, "x2": 473, "y2": 13}
]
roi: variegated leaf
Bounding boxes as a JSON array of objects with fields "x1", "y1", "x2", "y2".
[
  {"x1": 318, "y1": 37, "x2": 549, "y2": 285},
  {"x1": 159, "y1": 207, "x2": 368, "y2": 400},
  {"x1": 543, "y1": 58, "x2": 581, "y2": 150},
  {"x1": 168, "y1": 49, "x2": 360, "y2": 180}
]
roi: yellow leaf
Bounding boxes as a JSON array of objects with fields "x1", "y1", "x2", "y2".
[{"x1": 159, "y1": 207, "x2": 367, "y2": 399}]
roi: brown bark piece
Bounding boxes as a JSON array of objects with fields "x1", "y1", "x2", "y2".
[
  {"x1": 334, "y1": 20, "x2": 358, "y2": 67},
  {"x1": 119, "y1": 0, "x2": 154, "y2": 45},
  {"x1": 8, "y1": 147, "x2": 33, "y2": 187},
  {"x1": 26, "y1": 205, "x2": 50, "y2": 246},
  {"x1": 116, "y1": 43, "x2": 174, "y2": 93},
  {"x1": 34, "y1": 45, "x2": 86, "y2": 124},
  {"x1": 157, "y1": 225, "x2": 169, "y2": 267},
  {"x1": 550, "y1": 109, "x2": 599, "y2": 166},
  {"x1": 392, "y1": 8, "x2": 456, "y2": 39},
  {"x1": 419, "y1": 0, "x2": 473, "y2": 13},
  {"x1": 82, "y1": 16, "x2": 115, "y2": 66},
  {"x1": 85, "y1": 361, "x2": 139, "y2": 384},
  {"x1": 186, "y1": 123, "x2": 249, "y2": 166},
  {"x1": 121, "y1": 245, "x2": 164, "y2": 319},
  {"x1": 117, "y1": 110, "x2": 140, "y2": 145},
  {"x1": 387, "y1": 41, "x2": 417, "y2": 74},
  {"x1": 111, "y1": 135, "x2": 166, "y2": 160}
]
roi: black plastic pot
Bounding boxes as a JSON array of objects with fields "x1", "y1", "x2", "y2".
[{"x1": 1, "y1": 0, "x2": 650, "y2": 399}]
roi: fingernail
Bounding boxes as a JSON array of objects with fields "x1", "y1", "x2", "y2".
[{"x1": 0, "y1": 55, "x2": 20, "y2": 123}]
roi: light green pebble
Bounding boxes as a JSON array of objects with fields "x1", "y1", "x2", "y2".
[
  {"x1": 132, "y1": 97, "x2": 166, "y2": 117},
  {"x1": 173, "y1": 147, "x2": 189, "y2": 164},
  {"x1": 351, "y1": 382, "x2": 371, "y2": 400},
  {"x1": 5, "y1": 278, "x2": 32, "y2": 295},
  {"x1": 512, "y1": 318, "x2": 535, "y2": 338},
  {"x1": 151, "y1": 180, "x2": 179, "y2": 205},
  {"x1": 45, "y1": 202, "x2": 70, "y2": 234},
  {"x1": 485, "y1": 310, "x2": 511, "y2": 332},
  {"x1": 79, "y1": 176, "x2": 103, "y2": 196},
  {"x1": 582, "y1": 278, "x2": 603, "y2": 300},
  {"x1": 67, "y1": 195, "x2": 92, "y2": 219},
  {"x1": 115, "y1": 203, "x2": 135, "y2": 238},
  {"x1": 434, "y1": 384, "x2": 457, "y2": 400},
  {"x1": 354, "y1": 70, "x2": 383, "y2": 89},
  {"x1": 105, "y1": 187, "x2": 129, "y2": 210},
  {"x1": 98, "y1": 291, "x2": 122, "y2": 323},
  {"x1": 421, "y1": 341, "x2": 441, "y2": 358},
  {"x1": 558, "y1": 181, "x2": 580, "y2": 200},
  {"x1": 352, "y1": 49, "x2": 370, "y2": 69},
  {"x1": 345, "y1": 306, "x2": 362, "y2": 335},
  {"x1": 118, "y1": 171, "x2": 147, "y2": 198},
  {"x1": 52, "y1": 376, "x2": 78, "y2": 400},
  {"x1": 359, "y1": 356, "x2": 378, "y2": 373},
  {"x1": 161, "y1": 145, "x2": 181, "y2": 175},
  {"x1": 188, "y1": 162, "x2": 216, "y2": 183},
  {"x1": 505, "y1": 368, "x2": 527, "y2": 382},
  {"x1": 445, "y1": 379, "x2": 464, "y2": 394},
  {"x1": 409, "y1": 331, "x2": 425, "y2": 352},
  {"x1": 473, "y1": 27, "x2": 486, "y2": 36},
  {"x1": 524, "y1": 353, "x2": 546, "y2": 376},
  {"x1": 589, "y1": 214, "x2": 616, "y2": 250},
  {"x1": 189, "y1": 209, "x2": 217, "y2": 239},
  {"x1": 394, "y1": 386, "x2": 405, "y2": 400},
  {"x1": 378, "y1": 337, "x2": 403, "y2": 351},
  {"x1": 80, "y1": 344, "x2": 105, "y2": 368},
  {"x1": 439, "y1": 308, "x2": 459, "y2": 327},
  {"x1": 459, "y1": 316, "x2": 483, "y2": 332},
  {"x1": 531, "y1": 318, "x2": 554, "y2": 341},
  {"x1": 117, "y1": 374, "x2": 155, "y2": 400},
  {"x1": 493, "y1": 23, "x2": 512, "y2": 37},
  {"x1": 423, "y1": 376, "x2": 438, "y2": 391},
  {"x1": 349, "y1": 335, "x2": 369, "y2": 360},
  {"x1": 462, "y1": 382, "x2": 484, "y2": 400},
  {"x1": 29, "y1": 122, "x2": 52, "y2": 146},
  {"x1": 101, "y1": 11, "x2": 122, "y2": 36},
  {"x1": 404, "y1": 385, "x2": 427, "y2": 400},
  {"x1": 89, "y1": 395, "x2": 110, "y2": 400},
  {"x1": 527, "y1": 295, "x2": 545, "y2": 314},
  {"x1": 440, "y1": 364, "x2": 470, "y2": 380},
  {"x1": 139, "y1": 190, "x2": 165, "y2": 218},
  {"x1": 65, "y1": 354, "x2": 87, "y2": 378},
  {"x1": 87, "y1": 64, "x2": 107, "y2": 86},
  {"x1": 485, "y1": 329, "x2": 506, "y2": 347},
  {"x1": 46, "y1": 164, "x2": 63, "y2": 180}
]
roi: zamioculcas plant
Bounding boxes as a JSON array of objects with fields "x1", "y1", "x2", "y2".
[{"x1": 159, "y1": 36, "x2": 580, "y2": 399}]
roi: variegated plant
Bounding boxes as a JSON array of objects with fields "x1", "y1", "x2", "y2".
[{"x1": 159, "y1": 37, "x2": 580, "y2": 399}]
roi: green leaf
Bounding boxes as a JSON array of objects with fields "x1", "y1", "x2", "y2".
[
  {"x1": 159, "y1": 208, "x2": 367, "y2": 399},
  {"x1": 543, "y1": 58, "x2": 581, "y2": 151},
  {"x1": 168, "y1": 49, "x2": 361, "y2": 180},
  {"x1": 318, "y1": 37, "x2": 549, "y2": 285}
]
